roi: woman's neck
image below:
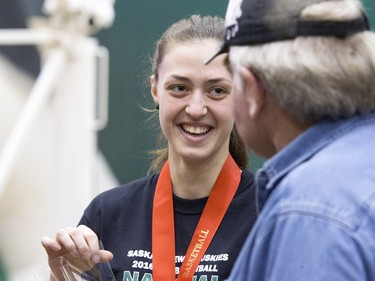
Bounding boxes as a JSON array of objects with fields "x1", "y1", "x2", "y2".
[{"x1": 168, "y1": 153, "x2": 229, "y2": 200}]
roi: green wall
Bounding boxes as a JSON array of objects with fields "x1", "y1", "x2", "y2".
[
  {"x1": 0, "y1": 257, "x2": 7, "y2": 281},
  {"x1": 363, "y1": 0, "x2": 375, "y2": 28},
  {"x1": 98, "y1": 0, "x2": 375, "y2": 184}
]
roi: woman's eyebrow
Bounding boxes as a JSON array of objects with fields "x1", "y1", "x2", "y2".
[
  {"x1": 166, "y1": 75, "x2": 230, "y2": 84},
  {"x1": 166, "y1": 74, "x2": 191, "y2": 83},
  {"x1": 206, "y1": 78, "x2": 231, "y2": 84}
]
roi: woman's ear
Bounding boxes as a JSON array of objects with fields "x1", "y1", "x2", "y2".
[
  {"x1": 240, "y1": 66, "x2": 266, "y2": 118},
  {"x1": 150, "y1": 75, "x2": 158, "y2": 104}
]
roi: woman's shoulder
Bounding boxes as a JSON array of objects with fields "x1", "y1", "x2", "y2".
[
  {"x1": 240, "y1": 168, "x2": 255, "y2": 187},
  {"x1": 234, "y1": 168, "x2": 256, "y2": 199},
  {"x1": 90, "y1": 174, "x2": 159, "y2": 206},
  {"x1": 80, "y1": 174, "x2": 160, "y2": 230}
]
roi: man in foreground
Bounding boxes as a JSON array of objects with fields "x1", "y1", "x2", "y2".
[{"x1": 206, "y1": 0, "x2": 375, "y2": 280}]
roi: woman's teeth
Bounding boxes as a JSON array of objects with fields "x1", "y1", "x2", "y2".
[{"x1": 182, "y1": 125, "x2": 210, "y2": 135}]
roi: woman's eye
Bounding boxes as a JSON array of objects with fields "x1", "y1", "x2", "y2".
[
  {"x1": 209, "y1": 87, "x2": 229, "y2": 98},
  {"x1": 171, "y1": 85, "x2": 188, "y2": 93}
]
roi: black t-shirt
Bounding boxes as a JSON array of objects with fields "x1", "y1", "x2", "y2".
[{"x1": 79, "y1": 169, "x2": 257, "y2": 281}]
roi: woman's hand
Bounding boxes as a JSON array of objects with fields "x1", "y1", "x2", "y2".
[{"x1": 41, "y1": 225, "x2": 113, "y2": 278}]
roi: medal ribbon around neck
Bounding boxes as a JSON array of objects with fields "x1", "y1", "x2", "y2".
[{"x1": 152, "y1": 154, "x2": 241, "y2": 280}]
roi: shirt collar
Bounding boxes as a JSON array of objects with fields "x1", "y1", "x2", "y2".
[{"x1": 255, "y1": 113, "x2": 375, "y2": 212}]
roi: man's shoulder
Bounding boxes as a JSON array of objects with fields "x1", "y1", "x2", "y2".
[
  {"x1": 245, "y1": 168, "x2": 375, "y2": 280},
  {"x1": 269, "y1": 158, "x2": 373, "y2": 221},
  {"x1": 259, "y1": 150, "x2": 375, "y2": 249}
]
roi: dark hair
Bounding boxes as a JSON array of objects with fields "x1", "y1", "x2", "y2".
[
  {"x1": 148, "y1": 15, "x2": 249, "y2": 173},
  {"x1": 152, "y1": 14, "x2": 226, "y2": 81}
]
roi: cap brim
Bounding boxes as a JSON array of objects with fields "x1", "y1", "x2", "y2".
[{"x1": 204, "y1": 43, "x2": 229, "y2": 65}]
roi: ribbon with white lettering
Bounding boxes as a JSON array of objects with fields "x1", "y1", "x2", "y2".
[{"x1": 152, "y1": 154, "x2": 241, "y2": 280}]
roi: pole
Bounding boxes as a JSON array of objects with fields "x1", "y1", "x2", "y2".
[{"x1": 0, "y1": 48, "x2": 67, "y2": 198}]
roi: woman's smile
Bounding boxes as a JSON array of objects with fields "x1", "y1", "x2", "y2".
[{"x1": 181, "y1": 124, "x2": 211, "y2": 135}]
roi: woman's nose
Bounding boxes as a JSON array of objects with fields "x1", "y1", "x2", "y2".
[{"x1": 185, "y1": 94, "x2": 207, "y2": 118}]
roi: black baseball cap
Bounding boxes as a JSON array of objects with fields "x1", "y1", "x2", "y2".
[{"x1": 205, "y1": 0, "x2": 370, "y2": 64}]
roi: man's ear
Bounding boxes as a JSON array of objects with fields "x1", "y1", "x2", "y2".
[
  {"x1": 150, "y1": 75, "x2": 158, "y2": 104},
  {"x1": 240, "y1": 66, "x2": 266, "y2": 118}
]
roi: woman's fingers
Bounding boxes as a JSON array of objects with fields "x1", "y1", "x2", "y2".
[
  {"x1": 100, "y1": 250, "x2": 114, "y2": 262},
  {"x1": 41, "y1": 236, "x2": 61, "y2": 252},
  {"x1": 41, "y1": 227, "x2": 114, "y2": 280},
  {"x1": 41, "y1": 236, "x2": 65, "y2": 261},
  {"x1": 76, "y1": 225, "x2": 101, "y2": 263},
  {"x1": 45, "y1": 225, "x2": 110, "y2": 264},
  {"x1": 42, "y1": 226, "x2": 114, "y2": 264},
  {"x1": 54, "y1": 227, "x2": 82, "y2": 256}
]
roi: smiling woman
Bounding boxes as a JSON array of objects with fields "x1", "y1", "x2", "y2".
[
  {"x1": 149, "y1": 39, "x2": 236, "y2": 186},
  {"x1": 41, "y1": 15, "x2": 258, "y2": 281},
  {"x1": 150, "y1": 39, "x2": 236, "y2": 198},
  {"x1": 148, "y1": 16, "x2": 249, "y2": 175}
]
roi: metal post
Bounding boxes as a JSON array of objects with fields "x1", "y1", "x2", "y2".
[{"x1": 0, "y1": 48, "x2": 67, "y2": 198}]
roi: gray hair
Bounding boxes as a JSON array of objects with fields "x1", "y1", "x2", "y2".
[{"x1": 230, "y1": 0, "x2": 375, "y2": 122}]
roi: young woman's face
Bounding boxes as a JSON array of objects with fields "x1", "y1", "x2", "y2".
[{"x1": 150, "y1": 39, "x2": 234, "y2": 164}]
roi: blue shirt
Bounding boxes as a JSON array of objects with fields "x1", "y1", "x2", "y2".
[{"x1": 228, "y1": 113, "x2": 375, "y2": 281}]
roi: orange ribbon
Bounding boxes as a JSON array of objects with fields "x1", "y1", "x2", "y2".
[{"x1": 152, "y1": 155, "x2": 241, "y2": 280}]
